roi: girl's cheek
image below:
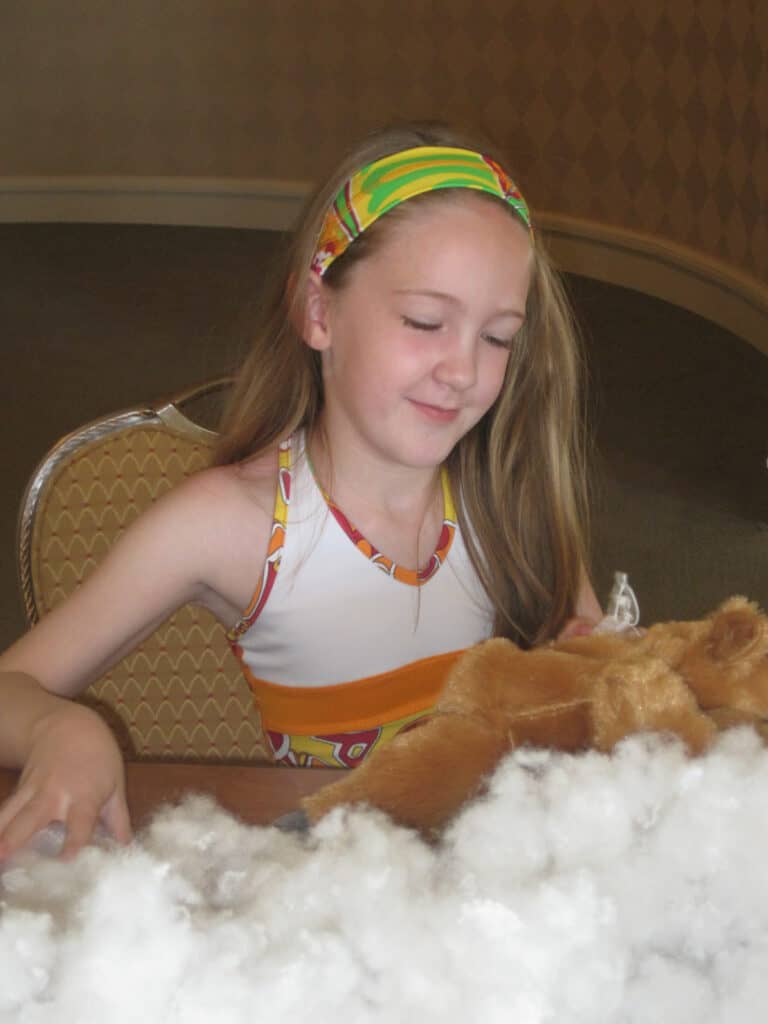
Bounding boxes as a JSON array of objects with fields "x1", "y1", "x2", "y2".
[{"x1": 482, "y1": 344, "x2": 511, "y2": 378}]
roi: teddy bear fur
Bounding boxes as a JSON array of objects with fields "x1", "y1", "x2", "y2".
[{"x1": 301, "y1": 597, "x2": 768, "y2": 835}]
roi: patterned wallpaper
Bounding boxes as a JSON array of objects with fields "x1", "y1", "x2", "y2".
[{"x1": 1, "y1": 0, "x2": 765, "y2": 282}]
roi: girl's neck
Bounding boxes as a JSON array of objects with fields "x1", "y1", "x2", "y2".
[
  {"x1": 305, "y1": 421, "x2": 444, "y2": 571},
  {"x1": 305, "y1": 422, "x2": 441, "y2": 521}
]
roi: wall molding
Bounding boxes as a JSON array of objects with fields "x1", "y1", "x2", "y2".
[
  {"x1": 2, "y1": 175, "x2": 766, "y2": 357},
  {"x1": 0, "y1": 175, "x2": 309, "y2": 231},
  {"x1": 538, "y1": 214, "x2": 767, "y2": 358}
]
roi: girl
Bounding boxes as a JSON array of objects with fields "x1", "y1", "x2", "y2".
[{"x1": 0, "y1": 123, "x2": 601, "y2": 860}]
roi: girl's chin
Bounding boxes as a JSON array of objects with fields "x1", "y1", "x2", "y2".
[{"x1": 386, "y1": 434, "x2": 464, "y2": 471}]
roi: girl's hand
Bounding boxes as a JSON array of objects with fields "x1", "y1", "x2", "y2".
[
  {"x1": 0, "y1": 702, "x2": 131, "y2": 862},
  {"x1": 552, "y1": 571, "x2": 603, "y2": 642},
  {"x1": 556, "y1": 616, "x2": 597, "y2": 642}
]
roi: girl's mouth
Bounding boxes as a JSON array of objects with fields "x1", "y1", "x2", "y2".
[{"x1": 409, "y1": 400, "x2": 460, "y2": 422}]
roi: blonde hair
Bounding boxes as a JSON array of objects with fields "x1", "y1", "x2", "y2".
[{"x1": 215, "y1": 122, "x2": 590, "y2": 646}]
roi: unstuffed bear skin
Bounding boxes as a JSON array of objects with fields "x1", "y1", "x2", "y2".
[{"x1": 301, "y1": 598, "x2": 768, "y2": 834}]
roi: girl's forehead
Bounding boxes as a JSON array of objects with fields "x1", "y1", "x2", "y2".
[
  {"x1": 370, "y1": 194, "x2": 532, "y2": 273},
  {"x1": 343, "y1": 197, "x2": 532, "y2": 312},
  {"x1": 380, "y1": 192, "x2": 528, "y2": 249},
  {"x1": 394, "y1": 188, "x2": 521, "y2": 226}
]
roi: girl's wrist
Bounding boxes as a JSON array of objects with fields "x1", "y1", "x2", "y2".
[
  {"x1": 1, "y1": 676, "x2": 97, "y2": 769},
  {"x1": 0, "y1": 672, "x2": 67, "y2": 768},
  {"x1": 28, "y1": 698, "x2": 104, "y2": 752}
]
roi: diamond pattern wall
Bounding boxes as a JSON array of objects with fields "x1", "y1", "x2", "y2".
[{"x1": 2, "y1": 1, "x2": 764, "y2": 282}]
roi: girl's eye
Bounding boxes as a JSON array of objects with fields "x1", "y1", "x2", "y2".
[
  {"x1": 482, "y1": 332, "x2": 514, "y2": 349},
  {"x1": 402, "y1": 316, "x2": 441, "y2": 332}
]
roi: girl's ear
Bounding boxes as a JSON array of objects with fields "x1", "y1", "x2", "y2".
[{"x1": 302, "y1": 271, "x2": 332, "y2": 351}]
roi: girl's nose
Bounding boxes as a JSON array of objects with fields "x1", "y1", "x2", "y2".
[{"x1": 433, "y1": 338, "x2": 477, "y2": 391}]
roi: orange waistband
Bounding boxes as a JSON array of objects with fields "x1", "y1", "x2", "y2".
[{"x1": 232, "y1": 648, "x2": 465, "y2": 734}]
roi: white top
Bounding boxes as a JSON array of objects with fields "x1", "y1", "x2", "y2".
[{"x1": 230, "y1": 433, "x2": 494, "y2": 687}]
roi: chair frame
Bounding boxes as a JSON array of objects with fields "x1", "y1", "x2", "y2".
[{"x1": 17, "y1": 377, "x2": 230, "y2": 627}]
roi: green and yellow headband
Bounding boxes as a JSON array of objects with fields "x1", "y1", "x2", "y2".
[{"x1": 311, "y1": 145, "x2": 533, "y2": 276}]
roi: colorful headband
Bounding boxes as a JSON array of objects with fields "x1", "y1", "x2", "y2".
[{"x1": 311, "y1": 145, "x2": 532, "y2": 276}]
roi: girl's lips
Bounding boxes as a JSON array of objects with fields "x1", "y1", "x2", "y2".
[{"x1": 409, "y1": 399, "x2": 460, "y2": 422}]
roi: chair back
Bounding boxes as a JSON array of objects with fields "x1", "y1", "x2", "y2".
[{"x1": 17, "y1": 380, "x2": 268, "y2": 762}]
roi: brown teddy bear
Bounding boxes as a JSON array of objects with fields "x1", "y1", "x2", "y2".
[{"x1": 298, "y1": 597, "x2": 768, "y2": 835}]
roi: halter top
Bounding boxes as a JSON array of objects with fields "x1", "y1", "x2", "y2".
[{"x1": 227, "y1": 433, "x2": 493, "y2": 767}]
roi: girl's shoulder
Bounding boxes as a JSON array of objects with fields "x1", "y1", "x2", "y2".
[
  {"x1": 168, "y1": 445, "x2": 280, "y2": 575},
  {"x1": 185, "y1": 445, "x2": 279, "y2": 524},
  {"x1": 0, "y1": 445, "x2": 283, "y2": 693},
  {"x1": 167, "y1": 446, "x2": 281, "y2": 623}
]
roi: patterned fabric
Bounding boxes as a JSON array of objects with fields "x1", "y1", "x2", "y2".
[
  {"x1": 228, "y1": 439, "x2": 291, "y2": 640},
  {"x1": 266, "y1": 709, "x2": 429, "y2": 769},
  {"x1": 238, "y1": 652, "x2": 463, "y2": 769},
  {"x1": 311, "y1": 146, "x2": 532, "y2": 276},
  {"x1": 320, "y1": 465, "x2": 456, "y2": 587}
]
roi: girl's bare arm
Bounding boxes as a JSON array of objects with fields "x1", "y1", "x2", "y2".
[{"x1": 0, "y1": 461, "x2": 273, "y2": 859}]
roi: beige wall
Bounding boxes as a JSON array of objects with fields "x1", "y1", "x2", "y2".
[{"x1": 1, "y1": 0, "x2": 765, "y2": 283}]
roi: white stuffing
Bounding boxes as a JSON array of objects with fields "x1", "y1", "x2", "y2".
[{"x1": 3, "y1": 730, "x2": 768, "y2": 1022}]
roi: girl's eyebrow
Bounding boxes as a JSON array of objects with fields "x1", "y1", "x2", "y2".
[{"x1": 393, "y1": 288, "x2": 525, "y2": 318}]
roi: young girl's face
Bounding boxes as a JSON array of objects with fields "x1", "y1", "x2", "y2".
[{"x1": 305, "y1": 192, "x2": 532, "y2": 471}]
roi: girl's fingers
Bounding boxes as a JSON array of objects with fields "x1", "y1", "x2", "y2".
[
  {"x1": 101, "y1": 789, "x2": 133, "y2": 845},
  {"x1": 0, "y1": 784, "x2": 34, "y2": 840},
  {"x1": 60, "y1": 803, "x2": 100, "y2": 861},
  {"x1": 0, "y1": 792, "x2": 58, "y2": 860},
  {"x1": 557, "y1": 616, "x2": 596, "y2": 641},
  {"x1": 0, "y1": 792, "x2": 131, "y2": 862}
]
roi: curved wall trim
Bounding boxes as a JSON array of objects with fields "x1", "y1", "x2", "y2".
[
  {"x1": 0, "y1": 175, "x2": 309, "y2": 231},
  {"x1": 2, "y1": 176, "x2": 766, "y2": 357},
  {"x1": 539, "y1": 214, "x2": 768, "y2": 358}
]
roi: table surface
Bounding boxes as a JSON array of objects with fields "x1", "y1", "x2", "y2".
[{"x1": 0, "y1": 760, "x2": 338, "y2": 830}]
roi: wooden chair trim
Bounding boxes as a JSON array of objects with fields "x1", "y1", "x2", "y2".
[{"x1": 154, "y1": 377, "x2": 233, "y2": 441}]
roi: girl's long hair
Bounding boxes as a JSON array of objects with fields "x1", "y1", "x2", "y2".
[{"x1": 215, "y1": 122, "x2": 590, "y2": 646}]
